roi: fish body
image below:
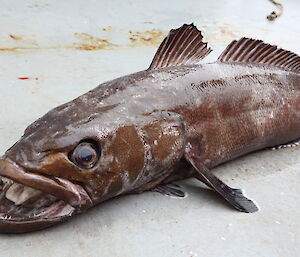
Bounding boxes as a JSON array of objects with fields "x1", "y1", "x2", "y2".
[{"x1": 0, "y1": 24, "x2": 299, "y2": 233}]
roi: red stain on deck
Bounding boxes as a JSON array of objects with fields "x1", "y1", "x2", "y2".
[
  {"x1": 9, "y1": 35, "x2": 22, "y2": 40},
  {"x1": 18, "y1": 77, "x2": 39, "y2": 80}
]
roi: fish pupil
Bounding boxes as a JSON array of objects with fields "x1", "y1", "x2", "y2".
[{"x1": 79, "y1": 148, "x2": 93, "y2": 163}]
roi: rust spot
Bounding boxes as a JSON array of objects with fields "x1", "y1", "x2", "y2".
[
  {"x1": 18, "y1": 77, "x2": 30, "y2": 80},
  {"x1": 9, "y1": 35, "x2": 22, "y2": 40},
  {"x1": 0, "y1": 46, "x2": 62, "y2": 52},
  {"x1": 202, "y1": 23, "x2": 240, "y2": 43},
  {"x1": 0, "y1": 28, "x2": 166, "y2": 52},
  {"x1": 74, "y1": 28, "x2": 166, "y2": 51},
  {"x1": 101, "y1": 26, "x2": 112, "y2": 31},
  {"x1": 218, "y1": 24, "x2": 237, "y2": 38},
  {"x1": 128, "y1": 29, "x2": 165, "y2": 47},
  {"x1": 73, "y1": 32, "x2": 118, "y2": 50},
  {"x1": 0, "y1": 47, "x2": 18, "y2": 51}
]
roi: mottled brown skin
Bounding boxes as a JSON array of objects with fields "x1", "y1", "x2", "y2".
[
  {"x1": 0, "y1": 49, "x2": 299, "y2": 232},
  {"x1": 186, "y1": 69, "x2": 299, "y2": 168}
]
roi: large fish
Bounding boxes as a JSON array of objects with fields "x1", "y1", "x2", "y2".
[{"x1": 0, "y1": 24, "x2": 299, "y2": 233}]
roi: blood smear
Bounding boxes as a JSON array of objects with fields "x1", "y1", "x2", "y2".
[{"x1": 18, "y1": 77, "x2": 39, "y2": 80}]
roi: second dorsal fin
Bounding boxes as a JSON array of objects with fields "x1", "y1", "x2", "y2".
[
  {"x1": 218, "y1": 37, "x2": 300, "y2": 72},
  {"x1": 148, "y1": 24, "x2": 212, "y2": 70}
]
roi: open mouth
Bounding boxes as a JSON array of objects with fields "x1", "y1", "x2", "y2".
[
  {"x1": 0, "y1": 176, "x2": 75, "y2": 221},
  {"x1": 0, "y1": 158, "x2": 92, "y2": 233}
]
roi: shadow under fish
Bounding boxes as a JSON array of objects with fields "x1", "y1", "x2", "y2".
[{"x1": 0, "y1": 24, "x2": 299, "y2": 233}]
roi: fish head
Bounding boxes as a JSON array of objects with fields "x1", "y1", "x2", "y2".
[{"x1": 0, "y1": 96, "x2": 186, "y2": 233}]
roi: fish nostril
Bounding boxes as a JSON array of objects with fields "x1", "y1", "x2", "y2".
[{"x1": 4, "y1": 140, "x2": 45, "y2": 167}]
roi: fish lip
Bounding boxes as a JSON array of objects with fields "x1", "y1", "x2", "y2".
[
  {"x1": 0, "y1": 158, "x2": 93, "y2": 233},
  {"x1": 0, "y1": 158, "x2": 93, "y2": 208},
  {"x1": 0, "y1": 213, "x2": 72, "y2": 234}
]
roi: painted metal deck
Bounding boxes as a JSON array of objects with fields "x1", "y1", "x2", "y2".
[{"x1": 0, "y1": 0, "x2": 299, "y2": 256}]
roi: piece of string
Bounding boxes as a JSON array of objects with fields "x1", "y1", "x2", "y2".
[{"x1": 267, "y1": 0, "x2": 283, "y2": 21}]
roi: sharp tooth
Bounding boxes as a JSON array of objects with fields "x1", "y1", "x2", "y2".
[
  {"x1": 0, "y1": 176, "x2": 13, "y2": 185},
  {"x1": 5, "y1": 183, "x2": 42, "y2": 205}
]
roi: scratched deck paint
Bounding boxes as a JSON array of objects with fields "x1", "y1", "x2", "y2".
[{"x1": 0, "y1": 0, "x2": 299, "y2": 256}]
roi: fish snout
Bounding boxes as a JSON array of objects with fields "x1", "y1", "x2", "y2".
[{"x1": 0, "y1": 158, "x2": 92, "y2": 233}]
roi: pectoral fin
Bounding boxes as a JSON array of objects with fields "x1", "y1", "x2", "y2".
[
  {"x1": 152, "y1": 184, "x2": 186, "y2": 198},
  {"x1": 185, "y1": 143, "x2": 259, "y2": 213}
]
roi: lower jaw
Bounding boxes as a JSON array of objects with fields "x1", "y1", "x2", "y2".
[
  {"x1": 0, "y1": 176, "x2": 76, "y2": 233},
  {"x1": 0, "y1": 158, "x2": 96, "y2": 233},
  {"x1": 0, "y1": 157, "x2": 93, "y2": 233},
  {"x1": 0, "y1": 212, "x2": 72, "y2": 234}
]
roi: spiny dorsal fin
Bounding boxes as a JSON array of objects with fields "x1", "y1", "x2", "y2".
[
  {"x1": 148, "y1": 24, "x2": 212, "y2": 70},
  {"x1": 218, "y1": 37, "x2": 300, "y2": 72}
]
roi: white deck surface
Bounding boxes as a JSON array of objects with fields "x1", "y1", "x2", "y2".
[{"x1": 0, "y1": 0, "x2": 299, "y2": 256}]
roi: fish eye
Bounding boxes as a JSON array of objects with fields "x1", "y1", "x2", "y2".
[{"x1": 71, "y1": 141, "x2": 100, "y2": 169}]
